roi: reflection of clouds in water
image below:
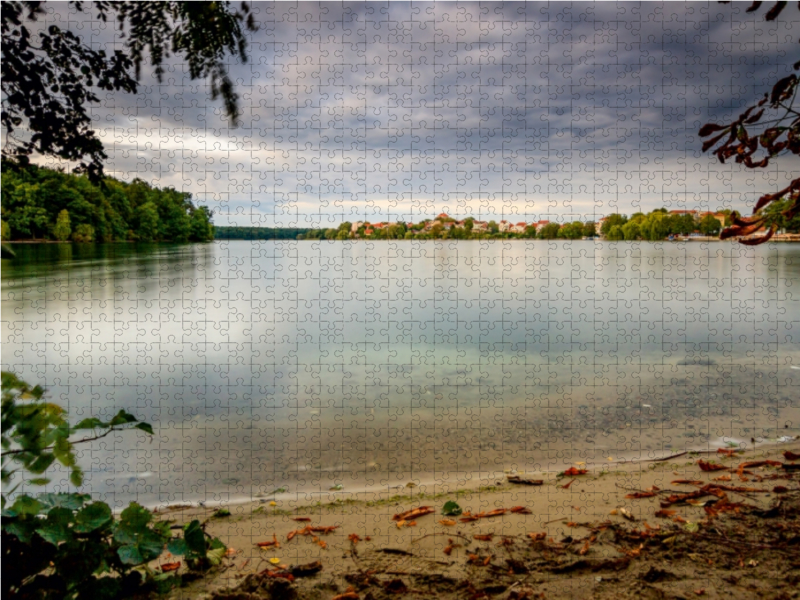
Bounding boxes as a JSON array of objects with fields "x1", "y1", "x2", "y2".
[{"x1": 2, "y1": 242, "x2": 799, "y2": 507}]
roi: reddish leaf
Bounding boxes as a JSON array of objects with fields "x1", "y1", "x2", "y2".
[
  {"x1": 698, "y1": 459, "x2": 728, "y2": 472},
  {"x1": 563, "y1": 467, "x2": 588, "y2": 476}
]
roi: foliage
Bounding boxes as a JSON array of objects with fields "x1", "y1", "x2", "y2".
[
  {"x1": 537, "y1": 222, "x2": 561, "y2": 239},
  {"x1": 600, "y1": 214, "x2": 628, "y2": 236},
  {"x1": 1, "y1": 164, "x2": 214, "y2": 242},
  {"x1": 1, "y1": 1, "x2": 256, "y2": 181},
  {"x1": 441, "y1": 500, "x2": 462, "y2": 516},
  {"x1": 699, "y1": 1, "x2": 799, "y2": 244},
  {"x1": 1, "y1": 372, "x2": 225, "y2": 599},
  {"x1": 606, "y1": 225, "x2": 625, "y2": 241},
  {"x1": 72, "y1": 223, "x2": 94, "y2": 243},
  {"x1": 698, "y1": 214, "x2": 722, "y2": 236},
  {"x1": 53, "y1": 209, "x2": 71, "y2": 241}
]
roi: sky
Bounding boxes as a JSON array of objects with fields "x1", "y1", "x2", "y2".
[{"x1": 26, "y1": 2, "x2": 800, "y2": 228}]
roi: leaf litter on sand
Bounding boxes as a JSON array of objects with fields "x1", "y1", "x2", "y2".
[{"x1": 207, "y1": 445, "x2": 800, "y2": 600}]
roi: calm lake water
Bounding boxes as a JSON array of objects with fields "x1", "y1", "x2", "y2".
[{"x1": 2, "y1": 241, "x2": 799, "y2": 508}]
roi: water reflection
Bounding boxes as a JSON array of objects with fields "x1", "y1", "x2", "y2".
[{"x1": 2, "y1": 240, "x2": 799, "y2": 508}]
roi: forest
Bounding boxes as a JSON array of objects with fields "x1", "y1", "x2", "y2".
[{"x1": 0, "y1": 163, "x2": 214, "y2": 243}]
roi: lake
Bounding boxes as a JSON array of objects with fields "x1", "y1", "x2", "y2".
[{"x1": 2, "y1": 240, "x2": 799, "y2": 508}]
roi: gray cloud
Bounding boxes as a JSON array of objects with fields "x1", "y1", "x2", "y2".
[{"x1": 21, "y1": 1, "x2": 799, "y2": 226}]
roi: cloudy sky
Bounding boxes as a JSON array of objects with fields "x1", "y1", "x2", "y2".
[{"x1": 34, "y1": 2, "x2": 800, "y2": 227}]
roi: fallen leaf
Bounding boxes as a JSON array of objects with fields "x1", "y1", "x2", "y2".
[
  {"x1": 654, "y1": 509, "x2": 676, "y2": 518},
  {"x1": 439, "y1": 519, "x2": 457, "y2": 526},
  {"x1": 292, "y1": 517, "x2": 312, "y2": 522},
  {"x1": 509, "y1": 506, "x2": 532, "y2": 514},
  {"x1": 698, "y1": 460, "x2": 728, "y2": 472},
  {"x1": 784, "y1": 450, "x2": 800, "y2": 461},
  {"x1": 257, "y1": 535, "x2": 280, "y2": 548},
  {"x1": 392, "y1": 506, "x2": 434, "y2": 521},
  {"x1": 626, "y1": 491, "x2": 658, "y2": 499},
  {"x1": 269, "y1": 501, "x2": 277, "y2": 506},
  {"x1": 473, "y1": 534, "x2": 494, "y2": 541},
  {"x1": 269, "y1": 557, "x2": 281, "y2": 564},
  {"x1": 160, "y1": 562, "x2": 181, "y2": 572},
  {"x1": 563, "y1": 467, "x2": 588, "y2": 476},
  {"x1": 713, "y1": 474, "x2": 732, "y2": 481},
  {"x1": 225, "y1": 548, "x2": 237, "y2": 557},
  {"x1": 560, "y1": 478, "x2": 577, "y2": 490}
]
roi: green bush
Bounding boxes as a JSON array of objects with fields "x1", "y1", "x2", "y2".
[{"x1": 1, "y1": 372, "x2": 225, "y2": 599}]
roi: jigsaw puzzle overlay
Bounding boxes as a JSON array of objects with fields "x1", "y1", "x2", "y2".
[{"x1": 2, "y1": 3, "x2": 800, "y2": 599}]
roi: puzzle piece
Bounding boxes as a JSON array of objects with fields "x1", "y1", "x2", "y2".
[{"x1": 2, "y1": 2, "x2": 800, "y2": 599}]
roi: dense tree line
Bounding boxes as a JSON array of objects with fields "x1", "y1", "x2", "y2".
[
  {"x1": 1, "y1": 163, "x2": 214, "y2": 243},
  {"x1": 215, "y1": 226, "x2": 315, "y2": 240}
]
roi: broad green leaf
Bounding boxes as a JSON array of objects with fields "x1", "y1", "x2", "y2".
[
  {"x1": 28, "y1": 477, "x2": 50, "y2": 485},
  {"x1": 2, "y1": 518, "x2": 39, "y2": 543},
  {"x1": 36, "y1": 507, "x2": 75, "y2": 544},
  {"x1": 7, "y1": 494, "x2": 43, "y2": 516},
  {"x1": 442, "y1": 500, "x2": 462, "y2": 516},
  {"x1": 134, "y1": 422, "x2": 154, "y2": 435},
  {"x1": 75, "y1": 502, "x2": 112, "y2": 532},
  {"x1": 684, "y1": 521, "x2": 700, "y2": 533},
  {"x1": 183, "y1": 519, "x2": 207, "y2": 559},
  {"x1": 119, "y1": 502, "x2": 152, "y2": 529},
  {"x1": 118, "y1": 544, "x2": 144, "y2": 565},
  {"x1": 167, "y1": 538, "x2": 188, "y2": 555},
  {"x1": 206, "y1": 546, "x2": 226, "y2": 566},
  {"x1": 37, "y1": 492, "x2": 90, "y2": 510}
]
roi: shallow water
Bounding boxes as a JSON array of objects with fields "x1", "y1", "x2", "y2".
[{"x1": 2, "y1": 240, "x2": 799, "y2": 508}]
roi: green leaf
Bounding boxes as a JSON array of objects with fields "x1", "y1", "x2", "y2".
[
  {"x1": 75, "y1": 502, "x2": 112, "y2": 533},
  {"x1": 206, "y1": 546, "x2": 226, "y2": 566},
  {"x1": 28, "y1": 477, "x2": 51, "y2": 485},
  {"x1": 118, "y1": 544, "x2": 144, "y2": 565},
  {"x1": 38, "y1": 492, "x2": 90, "y2": 511},
  {"x1": 134, "y1": 422, "x2": 154, "y2": 435},
  {"x1": 69, "y1": 468, "x2": 83, "y2": 487},
  {"x1": 28, "y1": 452, "x2": 56, "y2": 474},
  {"x1": 119, "y1": 502, "x2": 152, "y2": 529},
  {"x1": 36, "y1": 507, "x2": 75, "y2": 544},
  {"x1": 7, "y1": 494, "x2": 43, "y2": 516},
  {"x1": 167, "y1": 538, "x2": 188, "y2": 555},
  {"x1": 183, "y1": 520, "x2": 207, "y2": 560},
  {"x1": 441, "y1": 501, "x2": 462, "y2": 516},
  {"x1": 684, "y1": 521, "x2": 700, "y2": 533},
  {"x1": 73, "y1": 417, "x2": 106, "y2": 430},
  {"x1": 109, "y1": 410, "x2": 137, "y2": 427},
  {"x1": 2, "y1": 517, "x2": 40, "y2": 543}
]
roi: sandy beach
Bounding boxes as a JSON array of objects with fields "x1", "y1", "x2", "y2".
[{"x1": 153, "y1": 439, "x2": 800, "y2": 600}]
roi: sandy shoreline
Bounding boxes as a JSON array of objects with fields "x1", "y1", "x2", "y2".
[{"x1": 154, "y1": 438, "x2": 800, "y2": 600}]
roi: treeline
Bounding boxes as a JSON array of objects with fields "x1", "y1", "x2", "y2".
[
  {"x1": 0, "y1": 163, "x2": 214, "y2": 243},
  {"x1": 296, "y1": 219, "x2": 597, "y2": 240},
  {"x1": 600, "y1": 210, "x2": 729, "y2": 241},
  {"x1": 215, "y1": 226, "x2": 314, "y2": 240}
]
